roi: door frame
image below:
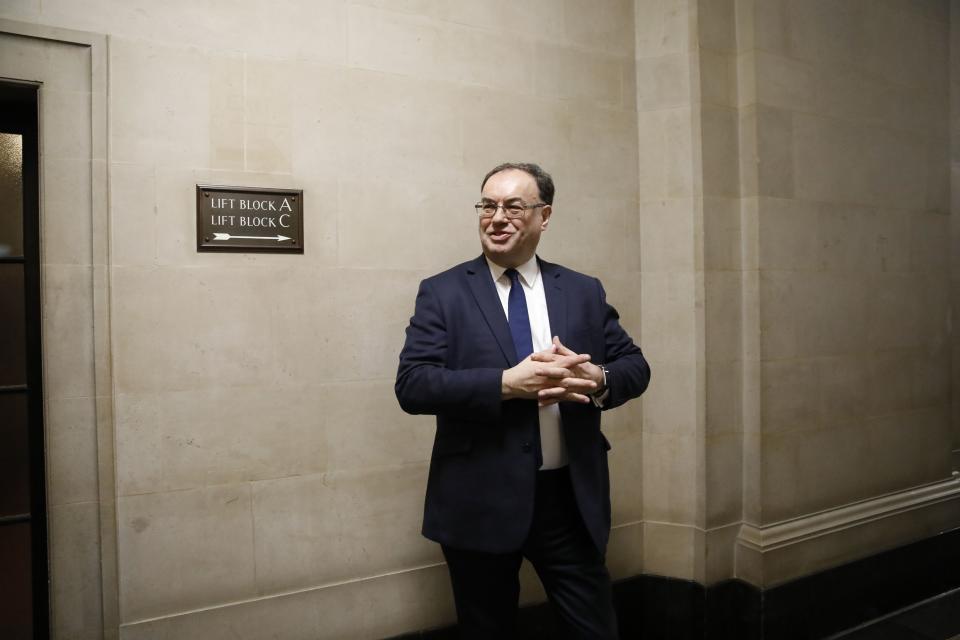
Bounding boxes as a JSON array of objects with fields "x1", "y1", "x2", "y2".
[{"x1": 0, "y1": 20, "x2": 114, "y2": 638}]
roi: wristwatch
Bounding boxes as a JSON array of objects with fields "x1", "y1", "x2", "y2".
[{"x1": 590, "y1": 365, "x2": 610, "y2": 408}]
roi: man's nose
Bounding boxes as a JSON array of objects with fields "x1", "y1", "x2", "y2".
[{"x1": 490, "y1": 204, "x2": 510, "y2": 222}]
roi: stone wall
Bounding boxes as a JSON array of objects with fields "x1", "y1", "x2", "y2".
[
  {"x1": 0, "y1": 0, "x2": 957, "y2": 637},
  {"x1": 1, "y1": 1, "x2": 644, "y2": 638},
  {"x1": 636, "y1": 0, "x2": 958, "y2": 590},
  {"x1": 736, "y1": 0, "x2": 956, "y2": 587}
]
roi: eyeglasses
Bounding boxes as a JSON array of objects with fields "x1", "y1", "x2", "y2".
[{"x1": 474, "y1": 201, "x2": 547, "y2": 219}]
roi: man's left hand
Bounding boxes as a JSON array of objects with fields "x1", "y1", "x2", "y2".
[{"x1": 530, "y1": 337, "x2": 605, "y2": 407}]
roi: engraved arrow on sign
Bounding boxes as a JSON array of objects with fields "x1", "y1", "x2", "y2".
[{"x1": 212, "y1": 233, "x2": 292, "y2": 242}]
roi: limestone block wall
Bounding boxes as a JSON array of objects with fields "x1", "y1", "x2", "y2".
[
  {"x1": 697, "y1": 0, "x2": 745, "y2": 586},
  {"x1": 1, "y1": 1, "x2": 645, "y2": 638},
  {"x1": 633, "y1": 0, "x2": 748, "y2": 587},
  {"x1": 634, "y1": 0, "x2": 705, "y2": 581},
  {"x1": 735, "y1": 0, "x2": 958, "y2": 586},
  {"x1": 2, "y1": 0, "x2": 959, "y2": 638},
  {"x1": 634, "y1": 0, "x2": 960, "y2": 591}
]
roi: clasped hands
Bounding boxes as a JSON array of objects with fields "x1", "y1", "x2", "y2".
[{"x1": 501, "y1": 337, "x2": 605, "y2": 407}]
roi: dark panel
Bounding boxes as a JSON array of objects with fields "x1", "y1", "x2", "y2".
[
  {"x1": 0, "y1": 521, "x2": 33, "y2": 640},
  {"x1": 384, "y1": 529, "x2": 960, "y2": 640},
  {"x1": 0, "y1": 79, "x2": 45, "y2": 640},
  {"x1": 835, "y1": 620, "x2": 930, "y2": 640},
  {"x1": 0, "y1": 132, "x2": 24, "y2": 258},
  {"x1": 706, "y1": 579, "x2": 762, "y2": 640},
  {"x1": 765, "y1": 527, "x2": 960, "y2": 639},
  {"x1": 0, "y1": 262, "x2": 26, "y2": 386},
  {"x1": 893, "y1": 589, "x2": 960, "y2": 637},
  {"x1": 640, "y1": 575, "x2": 705, "y2": 640},
  {"x1": 612, "y1": 575, "x2": 645, "y2": 638},
  {"x1": 0, "y1": 393, "x2": 30, "y2": 518}
]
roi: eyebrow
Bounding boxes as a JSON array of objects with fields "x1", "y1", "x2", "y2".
[{"x1": 480, "y1": 196, "x2": 525, "y2": 203}]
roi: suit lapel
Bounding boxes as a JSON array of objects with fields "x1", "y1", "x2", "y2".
[
  {"x1": 539, "y1": 258, "x2": 567, "y2": 346},
  {"x1": 465, "y1": 255, "x2": 518, "y2": 365}
]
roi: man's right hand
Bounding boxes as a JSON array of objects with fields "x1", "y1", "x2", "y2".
[{"x1": 501, "y1": 346, "x2": 596, "y2": 403}]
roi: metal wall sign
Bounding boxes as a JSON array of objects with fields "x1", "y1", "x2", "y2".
[{"x1": 196, "y1": 185, "x2": 303, "y2": 253}]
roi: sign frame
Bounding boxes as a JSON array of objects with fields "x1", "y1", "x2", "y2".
[{"x1": 196, "y1": 184, "x2": 304, "y2": 254}]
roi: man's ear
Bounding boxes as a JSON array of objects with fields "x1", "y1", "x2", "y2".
[{"x1": 540, "y1": 205, "x2": 552, "y2": 230}]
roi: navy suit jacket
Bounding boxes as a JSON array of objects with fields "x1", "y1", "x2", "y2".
[{"x1": 396, "y1": 255, "x2": 650, "y2": 554}]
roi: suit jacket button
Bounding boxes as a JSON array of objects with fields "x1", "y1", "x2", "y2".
[{"x1": 522, "y1": 442, "x2": 532, "y2": 452}]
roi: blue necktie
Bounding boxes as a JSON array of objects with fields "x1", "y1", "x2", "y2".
[
  {"x1": 505, "y1": 268, "x2": 541, "y2": 467},
  {"x1": 505, "y1": 269, "x2": 533, "y2": 361}
]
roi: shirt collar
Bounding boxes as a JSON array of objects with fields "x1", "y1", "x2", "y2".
[{"x1": 485, "y1": 255, "x2": 540, "y2": 288}]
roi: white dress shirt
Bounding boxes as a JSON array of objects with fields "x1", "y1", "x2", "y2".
[{"x1": 486, "y1": 255, "x2": 569, "y2": 470}]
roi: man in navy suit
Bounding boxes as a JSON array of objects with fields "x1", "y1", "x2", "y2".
[{"x1": 396, "y1": 162, "x2": 650, "y2": 639}]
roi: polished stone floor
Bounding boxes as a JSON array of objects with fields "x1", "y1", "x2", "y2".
[{"x1": 830, "y1": 588, "x2": 960, "y2": 639}]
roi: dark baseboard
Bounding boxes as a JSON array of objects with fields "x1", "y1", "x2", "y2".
[
  {"x1": 759, "y1": 526, "x2": 960, "y2": 639},
  {"x1": 388, "y1": 527, "x2": 960, "y2": 639}
]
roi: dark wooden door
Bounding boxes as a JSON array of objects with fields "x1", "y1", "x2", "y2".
[{"x1": 0, "y1": 80, "x2": 48, "y2": 640}]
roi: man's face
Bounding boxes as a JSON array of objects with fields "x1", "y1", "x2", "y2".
[{"x1": 478, "y1": 169, "x2": 551, "y2": 268}]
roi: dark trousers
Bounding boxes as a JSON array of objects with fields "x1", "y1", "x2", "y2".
[{"x1": 441, "y1": 467, "x2": 618, "y2": 640}]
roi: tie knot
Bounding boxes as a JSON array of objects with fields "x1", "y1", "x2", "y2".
[{"x1": 505, "y1": 268, "x2": 522, "y2": 286}]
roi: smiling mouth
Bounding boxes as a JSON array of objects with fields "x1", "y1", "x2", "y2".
[{"x1": 488, "y1": 232, "x2": 512, "y2": 242}]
